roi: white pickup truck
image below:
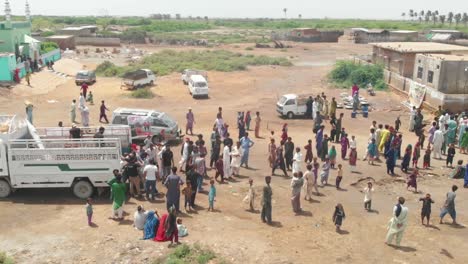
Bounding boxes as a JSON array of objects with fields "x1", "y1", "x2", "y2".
[
  {"x1": 0, "y1": 115, "x2": 122, "y2": 199},
  {"x1": 276, "y1": 94, "x2": 311, "y2": 119},
  {"x1": 181, "y1": 69, "x2": 207, "y2": 85},
  {"x1": 122, "y1": 69, "x2": 156, "y2": 90}
]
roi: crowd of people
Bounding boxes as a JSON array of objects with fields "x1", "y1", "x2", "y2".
[{"x1": 83, "y1": 87, "x2": 467, "y2": 249}]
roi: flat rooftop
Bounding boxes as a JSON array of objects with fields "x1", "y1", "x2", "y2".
[
  {"x1": 45, "y1": 35, "x2": 74, "y2": 39},
  {"x1": 371, "y1": 42, "x2": 468, "y2": 53},
  {"x1": 423, "y1": 53, "x2": 468, "y2": 61}
]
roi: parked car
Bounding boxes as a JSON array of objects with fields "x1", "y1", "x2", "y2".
[
  {"x1": 188, "y1": 75, "x2": 209, "y2": 98},
  {"x1": 276, "y1": 94, "x2": 311, "y2": 119},
  {"x1": 75, "y1": 71, "x2": 96, "y2": 86},
  {"x1": 111, "y1": 108, "x2": 181, "y2": 144},
  {"x1": 181, "y1": 69, "x2": 207, "y2": 85},
  {"x1": 121, "y1": 69, "x2": 156, "y2": 90}
]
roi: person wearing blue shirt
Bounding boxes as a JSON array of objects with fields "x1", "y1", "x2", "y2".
[{"x1": 240, "y1": 132, "x2": 255, "y2": 168}]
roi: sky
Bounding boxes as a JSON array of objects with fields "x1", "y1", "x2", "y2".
[{"x1": 6, "y1": 0, "x2": 468, "y2": 19}]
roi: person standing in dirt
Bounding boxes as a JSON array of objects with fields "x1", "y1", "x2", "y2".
[
  {"x1": 186, "y1": 108, "x2": 195, "y2": 135},
  {"x1": 306, "y1": 96, "x2": 313, "y2": 119},
  {"x1": 109, "y1": 176, "x2": 126, "y2": 221},
  {"x1": 70, "y1": 99, "x2": 77, "y2": 124},
  {"x1": 335, "y1": 113, "x2": 344, "y2": 143},
  {"x1": 164, "y1": 167, "x2": 184, "y2": 212},
  {"x1": 99, "y1": 100, "x2": 110, "y2": 123},
  {"x1": 440, "y1": 185, "x2": 458, "y2": 225},
  {"x1": 254, "y1": 112, "x2": 261, "y2": 138},
  {"x1": 81, "y1": 83, "x2": 89, "y2": 99},
  {"x1": 284, "y1": 137, "x2": 295, "y2": 171},
  {"x1": 25, "y1": 71, "x2": 31, "y2": 86},
  {"x1": 385, "y1": 197, "x2": 409, "y2": 247},
  {"x1": 161, "y1": 146, "x2": 174, "y2": 181},
  {"x1": 261, "y1": 176, "x2": 273, "y2": 224}
]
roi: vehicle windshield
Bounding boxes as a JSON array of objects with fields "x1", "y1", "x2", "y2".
[
  {"x1": 76, "y1": 72, "x2": 90, "y2": 79},
  {"x1": 278, "y1": 96, "x2": 288, "y2": 105},
  {"x1": 160, "y1": 113, "x2": 176, "y2": 127},
  {"x1": 195, "y1": 82, "x2": 207, "y2": 88}
]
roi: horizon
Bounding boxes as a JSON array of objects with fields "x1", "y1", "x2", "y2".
[{"x1": 4, "y1": 0, "x2": 468, "y2": 20}]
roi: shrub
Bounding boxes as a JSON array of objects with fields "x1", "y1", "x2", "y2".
[
  {"x1": 153, "y1": 244, "x2": 226, "y2": 264},
  {"x1": 245, "y1": 47, "x2": 254, "y2": 50},
  {"x1": 40, "y1": 42, "x2": 59, "y2": 54},
  {"x1": 130, "y1": 88, "x2": 154, "y2": 99},
  {"x1": 0, "y1": 251, "x2": 14, "y2": 264},
  {"x1": 329, "y1": 60, "x2": 387, "y2": 90}
]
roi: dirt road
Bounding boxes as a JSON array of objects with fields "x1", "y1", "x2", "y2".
[{"x1": 0, "y1": 43, "x2": 467, "y2": 264}]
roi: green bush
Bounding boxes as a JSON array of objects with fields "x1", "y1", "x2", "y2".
[
  {"x1": 0, "y1": 252, "x2": 14, "y2": 264},
  {"x1": 96, "y1": 50, "x2": 291, "y2": 77},
  {"x1": 130, "y1": 88, "x2": 154, "y2": 99},
  {"x1": 40, "y1": 42, "x2": 59, "y2": 54},
  {"x1": 154, "y1": 244, "x2": 225, "y2": 264},
  {"x1": 329, "y1": 60, "x2": 387, "y2": 90},
  {"x1": 245, "y1": 47, "x2": 254, "y2": 50},
  {"x1": 40, "y1": 31, "x2": 55, "y2": 37}
]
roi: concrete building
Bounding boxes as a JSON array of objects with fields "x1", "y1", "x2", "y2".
[
  {"x1": 413, "y1": 53, "x2": 468, "y2": 112},
  {"x1": 58, "y1": 26, "x2": 98, "y2": 37},
  {"x1": 429, "y1": 29, "x2": 463, "y2": 39},
  {"x1": 371, "y1": 42, "x2": 468, "y2": 78},
  {"x1": 388, "y1": 30, "x2": 419, "y2": 42},
  {"x1": 45, "y1": 35, "x2": 76, "y2": 50},
  {"x1": 286, "y1": 28, "x2": 343, "y2": 42},
  {"x1": 340, "y1": 28, "x2": 389, "y2": 44}
]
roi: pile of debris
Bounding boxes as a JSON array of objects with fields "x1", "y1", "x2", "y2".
[{"x1": 338, "y1": 92, "x2": 370, "y2": 110}]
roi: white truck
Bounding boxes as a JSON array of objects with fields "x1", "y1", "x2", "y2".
[
  {"x1": 276, "y1": 94, "x2": 312, "y2": 119},
  {"x1": 121, "y1": 69, "x2": 156, "y2": 90},
  {"x1": 0, "y1": 115, "x2": 122, "y2": 199}
]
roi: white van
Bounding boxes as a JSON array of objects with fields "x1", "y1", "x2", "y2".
[
  {"x1": 276, "y1": 94, "x2": 310, "y2": 119},
  {"x1": 188, "y1": 75, "x2": 209, "y2": 98}
]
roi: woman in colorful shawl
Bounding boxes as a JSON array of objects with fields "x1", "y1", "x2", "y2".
[
  {"x1": 340, "y1": 134, "x2": 350, "y2": 160},
  {"x1": 281, "y1": 124, "x2": 288, "y2": 144},
  {"x1": 401, "y1": 144, "x2": 412, "y2": 173},
  {"x1": 328, "y1": 145, "x2": 337, "y2": 169},
  {"x1": 349, "y1": 147, "x2": 357, "y2": 172},
  {"x1": 412, "y1": 142, "x2": 421, "y2": 168},
  {"x1": 268, "y1": 138, "x2": 277, "y2": 168},
  {"x1": 244, "y1": 111, "x2": 252, "y2": 131},
  {"x1": 316, "y1": 126, "x2": 324, "y2": 157},
  {"x1": 143, "y1": 211, "x2": 159, "y2": 240},
  {"x1": 460, "y1": 127, "x2": 468, "y2": 154},
  {"x1": 367, "y1": 138, "x2": 378, "y2": 165},
  {"x1": 165, "y1": 206, "x2": 179, "y2": 245},
  {"x1": 154, "y1": 213, "x2": 169, "y2": 242}
]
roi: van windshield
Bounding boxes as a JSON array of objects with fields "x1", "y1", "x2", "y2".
[
  {"x1": 160, "y1": 114, "x2": 176, "y2": 127},
  {"x1": 278, "y1": 96, "x2": 288, "y2": 105},
  {"x1": 76, "y1": 72, "x2": 90, "y2": 79},
  {"x1": 194, "y1": 82, "x2": 207, "y2": 88}
]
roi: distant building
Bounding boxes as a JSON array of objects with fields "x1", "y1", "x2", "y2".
[
  {"x1": 388, "y1": 30, "x2": 419, "y2": 42},
  {"x1": 45, "y1": 35, "x2": 76, "y2": 50},
  {"x1": 429, "y1": 29, "x2": 463, "y2": 39},
  {"x1": 286, "y1": 28, "x2": 343, "y2": 42},
  {"x1": 413, "y1": 53, "x2": 468, "y2": 112},
  {"x1": 341, "y1": 28, "x2": 389, "y2": 44},
  {"x1": 0, "y1": 21, "x2": 32, "y2": 54},
  {"x1": 371, "y1": 42, "x2": 468, "y2": 78},
  {"x1": 58, "y1": 25, "x2": 98, "y2": 37},
  {"x1": 428, "y1": 33, "x2": 456, "y2": 44}
]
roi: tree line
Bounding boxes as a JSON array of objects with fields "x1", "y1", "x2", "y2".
[{"x1": 401, "y1": 10, "x2": 468, "y2": 26}]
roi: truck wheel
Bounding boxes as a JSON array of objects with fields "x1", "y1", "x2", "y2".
[
  {"x1": 152, "y1": 135, "x2": 161, "y2": 145},
  {"x1": 72, "y1": 180, "x2": 94, "y2": 199},
  {"x1": 149, "y1": 81, "x2": 154, "y2": 86},
  {"x1": 0, "y1": 179, "x2": 12, "y2": 198},
  {"x1": 287, "y1": 112, "x2": 294, "y2": 119}
]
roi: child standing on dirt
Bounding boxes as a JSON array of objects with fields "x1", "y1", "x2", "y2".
[
  {"x1": 419, "y1": 193, "x2": 434, "y2": 226},
  {"x1": 332, "y1": 203, "x2": 346, "y2": 232},
  {"x1": 335, "y1": 164, "x2": 343, "y2": 190},
  {"x1": 208, "y1": 179, "x2": 216, "y2": 212},
  {"x1": 85, "y1": 198, "x2": 93, "y2": 226},
  {"x1": 243, "y1": 178, "x2": 256, "y2": 211},
  {"x1": 446, "y1": 144, "x2": 456, "y2": 168},
  {"x1": 182, "y1": 182, "x2": 193, "y2": 212},
  {"x1": 215, "y1": 155, "x2": 224, "y2": 183},
  {"x1": 423, "y1": 147, "x2": 431, "y2": 169},
  {"x1": 395, "y1": 116, "x2": 402, "y2": 132}
]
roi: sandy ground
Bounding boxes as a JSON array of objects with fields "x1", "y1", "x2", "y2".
[{"x1": 0, "y1": 42, "x2": 467, "y2": 264}]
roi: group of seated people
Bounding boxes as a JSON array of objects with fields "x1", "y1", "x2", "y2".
[{"x1": 133, "y1": 205, "x2": 188, "y2": 244}]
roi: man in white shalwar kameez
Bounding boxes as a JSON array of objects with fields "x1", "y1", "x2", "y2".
[
  {"x1": 386, "y1": 197, "x2": 408, "y2": 247},
  {"x1": 292, "y1": 147, "x2": 303, "y2": 174},
  {"x1": 312, "y1": 101, "x2": 318, "y2": 120},
  {"x1": 432, "y1": 127, "x2": 444, "y2": 159},
  {"x1": 223, "y1": 145, "x2": 231, "y2": 178},
  {"x1": 178, "y1": 139, "x2": 190, "y2": 171}
]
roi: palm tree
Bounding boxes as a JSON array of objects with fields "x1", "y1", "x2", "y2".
[
  {"x1": 447, "y1": 12, "x2": 454, "y2": 25},
  {"x1": 425, "y1": 11, "x2": 432, "y2": 23},
  {"x1": 434, "y1": 10, "x2": 439, "y2": 16},
  {"x1": 298, "y1": 14, "x2": 302, "y2": 19},
  {"x1": 420, "y1": 10, "x2": 425, "y2": 17},
  {"x1": 431, "y1": 12, "x2": 438, "y2": 25},
  {"x1": 283, "y1": 8, "x2": 288, "y2": 19},
  {"x1": 401, "y1": 12, "x2": 406, "y2": 21},
  {"x1": 463, "y1": 13, "x2": 468, "y2": 27},
  {"x1": 439, "y1": 15, "x2": 446, "y2": 25},
  {"x1": 455, "y1": 13, "x2": 462, "y2": 26},
  {"x1": 409, "y1": 9, "x2": 414, "y2": 20}
]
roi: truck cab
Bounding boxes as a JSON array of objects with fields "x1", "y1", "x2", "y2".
[
  {"x1": 276, "y1": 94, "x2": 308, "y2": 119},
  {"x1": 122, "y1": 69, "x2": 156, "y2": 90}
]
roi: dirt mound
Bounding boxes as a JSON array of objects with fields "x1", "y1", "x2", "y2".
[{"x1": 53, "y1": 58, "x2": 86, "y2": 76}]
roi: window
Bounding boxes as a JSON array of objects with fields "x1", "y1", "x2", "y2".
[
  {"x1": 427, "y1": 70, "x2": 434, "y2": 83},
  {"x1": 417, "y1": 67, "x2": 423, "y2": 79},
  {"x1": 152, "y1": 118, "x2": 168, "y2": 127},
  {"x1": 436, "y1": 65, "x2": 440, "y2": 70},
  {"x1": 285, "y1": 99, "x2": 295, "y2": 106}
]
